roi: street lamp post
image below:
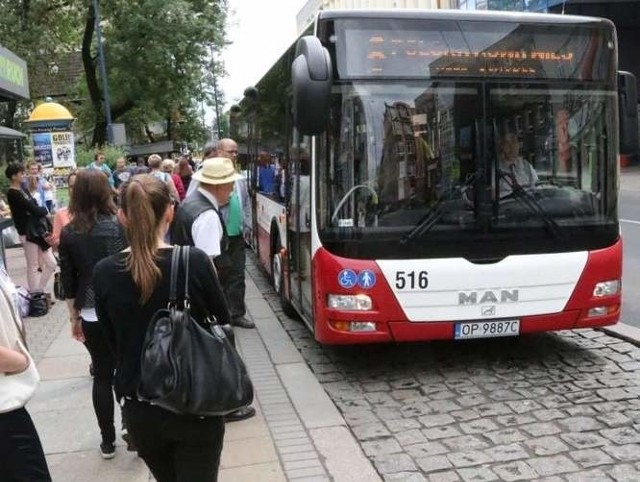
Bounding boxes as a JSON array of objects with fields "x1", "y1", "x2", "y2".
[{"x1": 92, "y1": 0, "x2": 113, "y2": 144}]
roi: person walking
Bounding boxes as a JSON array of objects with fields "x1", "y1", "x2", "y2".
[
  {"x1": 161, "y1": 159, "x2": 186, "y2": 201},
  {"x1": 0, "y1": 266, "x2": 52, "y2": 482},
  {"x1": 171, "y1": 157, "x2": 256, "y2": 422},
  {"x1": 5, "y1": 162, "x2": 57, "y2": 297},
  {"x1": 93, "y1": 174, "x2": 229, "y2": 481},
  {"x1": 58, "y1": 169, "x2": 127, "y2": 459}
]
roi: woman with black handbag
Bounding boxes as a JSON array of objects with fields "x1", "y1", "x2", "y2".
[
  {"x1": 5, "y1": 163, "x2": 57, "y2": 306},
  {"x1": 93, "y1": 175, "x2": 230, "y2": 482}
]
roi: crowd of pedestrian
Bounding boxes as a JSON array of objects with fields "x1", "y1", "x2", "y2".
[{"x1": 1, "y1": 139, "x2": 255, "y2": 482}]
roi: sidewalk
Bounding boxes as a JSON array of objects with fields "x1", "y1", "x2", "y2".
[
  {"x1": 621, "y1": 163, "x2": 640, "y2": 191},
  {"x1": 5, "y1": 246, "x2": 379, "y2": 482}
]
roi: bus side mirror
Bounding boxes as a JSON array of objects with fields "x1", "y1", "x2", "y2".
[
  {"x1": 618, "y1": 71, "x2": 639, "y2": 155},
  {"x1": 292, "y1": 36, "x2": 332, "y2": 135}
]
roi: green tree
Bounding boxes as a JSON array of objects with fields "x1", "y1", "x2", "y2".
[{"x1": 79, "y1": 0, "x2": 229, "y2": 146}]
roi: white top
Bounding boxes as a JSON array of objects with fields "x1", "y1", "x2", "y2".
[
  {"x1": 191, "y1": 188, "x2": 224, "y2": 258},
  {"x1": 499, "y1": 157, "x2": 539, "y2": 198}
]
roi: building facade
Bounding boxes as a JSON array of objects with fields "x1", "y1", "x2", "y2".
[{"x1": 297, "y1": 0, "x2": 457, "y2": 33}]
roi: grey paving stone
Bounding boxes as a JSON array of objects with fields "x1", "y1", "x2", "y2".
[
  {"x1": 422, "y1": 426, "x2": 462, "y2": 440},
  {"x1": 373, "y1": 454, "x2": 417, "y2": 474},
  {"x1": 456, "y1": 466, "x2": 498, "y2": 482},
  {"x1": 384, "y1": 473, "x2": 427, "y2": 482},
  {"x1": 449, "y1": 409, "x2": 481, "y2": 422},
  {"x1": 519, "y1": 422, "x2": 561, "y2": 437},
  {"x1": 569, "y1": 447, "x2": 615, "y2": 468},
  {"x1": 532, "y1": 409, "x2": 566, "y2": 422},
  {"x1": 441, "y1": 435, "x2": 489, "y2": 452},
  {"x1": 362, "y1": 438, "x2": 403, "y2": 457},
  {"x1": 526, "y1": 455, "x2": 580, "y2": 476},
  {"x1": 415, "y1": 455, "x2": 452, "y2": 473},
  {"x1": 427, "y1": 471, "x2": 460, "y2": 482},
  {"x1": 495, "y1": 414, "x2": 536, "y2": 427},
  {"x1": 492, "y1": 461, "x2": 538, "y2": 481},
  {"x1": 418, "y1": 413, "x2": 455, "y2": 428},
  {"x1": 483, "y1": 428, "x2": 527, "y2": 445},
  {"x1": 484, "y1": 443, "x2": 529, "y2": 462},
  {"x1": 565, "y1": 469, "x2": 613, "y2": 481},
  {"x1": 395, "y1": 429, "x2": 427, "y2": 446},
  {"x1": 602, "y1": 443, "x2": 640, "y2": 462},
  {"x1": 459, "y1": 419, "x2": 499, "y2": 435},
  {"x1": 561, "y1": 432, "x2": 609, "y2": 449},
  {"x1": 405, "y1": 442, "x2": 448, "y2": 458},
  {"x1": 609, "y1": 464, "x2": 640, "y2": 482},
  {"x1": 600, "y1": 427, "x2": 640, "y2": 444},
  {"x1": 428, "y1": 400, "x2": 462, "y2": 413},
  {"x1": 352, "y1": 422, "x2": 391, "y2": 441},
  {"x1": 556, "y1": 416, "x2": 604, "y2": 432},
  {"x1": 447, "y1": 450, "x2": 491, "y2": 468},
  {"x1": 523, "y1": 436, "x2": 570, "y2": 456}
]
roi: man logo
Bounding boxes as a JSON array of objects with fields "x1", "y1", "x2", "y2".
[
  {"x1": 458, "y1": 289, "x2": 519, "y2": 305},
  {"x1": 481, "y1": 305, "x2": 496, "y2": 316}
]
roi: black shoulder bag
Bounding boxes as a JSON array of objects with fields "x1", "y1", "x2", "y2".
[{"x1": 137, "y1": 246, "x2": 253, "y2": 416}]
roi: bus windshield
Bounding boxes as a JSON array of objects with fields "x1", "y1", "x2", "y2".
[{"x1": 316, "y1": 81, "x2": 618, "y2": 261}]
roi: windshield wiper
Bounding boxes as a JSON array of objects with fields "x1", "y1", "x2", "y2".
[
  {"x1": 400, "y1": 172, "x2": 479, "y2": 246},
  {"x1": 499, "y1": 171, "x2": 565, "y2": 241},
  {"x1": 399, "y1": 199, "x2": 447, "y2": 246}
]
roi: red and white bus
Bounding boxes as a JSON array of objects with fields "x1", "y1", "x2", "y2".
[{"x1": 238, "y1": 9, "x2": 638, "y2": 344}]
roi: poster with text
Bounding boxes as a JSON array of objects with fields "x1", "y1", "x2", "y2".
[
  {"x1": 32, "y1": 132, "x2": 53, "y2": 168},
  {"x1": 51, "y1": 131, "x2": 76, "y2": 168}
]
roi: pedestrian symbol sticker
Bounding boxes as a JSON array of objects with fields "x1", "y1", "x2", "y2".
[
  {"x1": 357, "y1": 270, "x2": 376, "y2": 289},
  {"x1": 338, "y1": 269, "x2": 357, "y2": 289}
]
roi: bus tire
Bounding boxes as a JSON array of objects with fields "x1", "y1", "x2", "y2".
[{"x1": 272, "y1": 246, "x2": 297, "y2": 319}]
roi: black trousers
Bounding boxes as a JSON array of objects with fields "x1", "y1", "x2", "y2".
[
  {"x1": 220, "y1": 235, "x2": 246, "y2": 320},
  {"x1": 82, "y1": 319, "x2": 116, "y2": 444},
  {"x1": 0, "y1": 407, "x2": 52, "y2": 482},
  {"x1": 123, "y1": 399, "x2": 225, "y2": 482}
]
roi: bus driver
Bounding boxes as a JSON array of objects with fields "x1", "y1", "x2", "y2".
[{"x1": 497, "y1": 133, "x2": 538, "y2": 198}]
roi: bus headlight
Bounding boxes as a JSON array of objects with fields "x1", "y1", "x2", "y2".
[
  {"x1": 327, "y1": 294, "x2": 372, "y2": 311},
  {"x1": 593, "y1": 280, "x2": 621, "y2": 297}
]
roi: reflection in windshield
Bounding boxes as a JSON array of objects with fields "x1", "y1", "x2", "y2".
[{"x1": 317, "y1": 82, "x2": 618, "y2": 259}]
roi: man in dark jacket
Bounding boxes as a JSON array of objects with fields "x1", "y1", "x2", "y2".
[{"x1": 171, "y1": 156, "x2": 256, "y2": 422}]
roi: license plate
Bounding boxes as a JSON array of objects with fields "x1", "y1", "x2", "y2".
[{"x1": 454, "y1": 319, "x2": 520, "y2": 340}]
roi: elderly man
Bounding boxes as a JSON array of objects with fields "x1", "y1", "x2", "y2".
[
  {"x1": 171, "y1": 157, "x2": 256, "y2": 422},
  {"x1": 184, "y1": 139, "x2": 253, "y2": 329}
]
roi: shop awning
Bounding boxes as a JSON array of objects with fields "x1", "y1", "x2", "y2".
[{"x1": 0, "y1": 126, "x2": 27, "y2": 139}]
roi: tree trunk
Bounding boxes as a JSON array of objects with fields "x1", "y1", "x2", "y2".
[{"x1": 82, "y1": 2, "x2": 107, "y2": 147}]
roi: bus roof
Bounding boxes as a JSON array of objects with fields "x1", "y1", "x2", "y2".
[{"x1": 316, "y1": 8, "x2": 614, "y2": 29}]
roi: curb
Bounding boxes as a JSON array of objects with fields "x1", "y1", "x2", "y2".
[{"x1": 601, "y1": 322, "x2": 640, "y2": 347}]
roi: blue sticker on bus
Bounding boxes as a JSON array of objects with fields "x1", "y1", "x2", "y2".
[
  {"x1": 357, "y1": 270, "x2": 376, "y2": 289},
  {"x1": 338, "y1": 269, "x2": 357, "y2": 289}
]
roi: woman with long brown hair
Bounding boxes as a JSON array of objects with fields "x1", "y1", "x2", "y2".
[
  {"x1": 59, "y1": 169, "x2": 126, "y2": 459},
  {"x1": 93, "y1": 175, "x2": 229, "y2": 481}
]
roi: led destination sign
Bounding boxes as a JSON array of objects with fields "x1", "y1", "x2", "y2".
[{"x1": 337, "y1": 20, "x2": 613, "y2": 81}]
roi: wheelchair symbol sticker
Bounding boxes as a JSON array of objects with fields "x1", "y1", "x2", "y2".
[
  {"x1": 338, "y1": 269, "x2": 357, "y2": 289},
  {"x1": 357, "y1": 270, "x2": 376, "y2": 289}
]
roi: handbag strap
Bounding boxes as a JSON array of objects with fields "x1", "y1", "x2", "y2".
[
  {"x1": 169, "y1": 245, "x2": 181, "y2": 307},
  {"x1": 182, "y1": 245, "x2": 191, "y2": 309}
]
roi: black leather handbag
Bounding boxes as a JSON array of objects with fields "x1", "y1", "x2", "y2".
[{"x1": 137, "y1": 246, "x2": 253, "y2": 416}]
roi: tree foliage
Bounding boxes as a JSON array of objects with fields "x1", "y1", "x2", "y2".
[{"x1": 0, "y1": 0, "x2": 229, "y2": 148}]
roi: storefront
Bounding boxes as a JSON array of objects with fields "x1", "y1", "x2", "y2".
[{"x1": 0, "y1": 43, "x2": 30, "y2": 163}]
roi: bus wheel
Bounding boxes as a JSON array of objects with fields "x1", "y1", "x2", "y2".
[{"x1": 272, "y1": 248, "x2": 297, "y2": 318}]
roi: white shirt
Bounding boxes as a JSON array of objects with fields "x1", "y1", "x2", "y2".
[{"x1": 191, "y1": 187, "x2": 224, "y2": 257}]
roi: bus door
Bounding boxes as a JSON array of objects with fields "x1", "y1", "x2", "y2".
[{"x1": 287, "y1": 140, "x2": 313, "y2": 320}]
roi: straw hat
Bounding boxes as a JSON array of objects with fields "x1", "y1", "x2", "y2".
[{"x1": 192, "y1": 157, "x2": 241, "y2": 185}]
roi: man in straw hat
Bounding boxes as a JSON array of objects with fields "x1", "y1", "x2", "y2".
[{"x1": 171, "y1": 156, "x2": 256, "y2": 422}]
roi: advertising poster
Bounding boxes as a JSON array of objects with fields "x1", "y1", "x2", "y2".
[
  {"x1": 32, "y1": 132, "x2": 53, "y2": 168},
  {"x1": 51, "y1": 131, "x2": 76, "y2": 168}
]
